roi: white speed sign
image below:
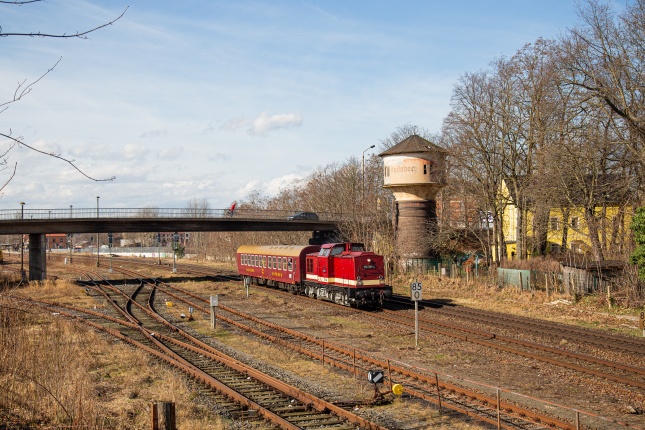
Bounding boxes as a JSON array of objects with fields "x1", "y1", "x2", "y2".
[{"x1": 410, "y1": 281, "x2": 422, "y2": 301}]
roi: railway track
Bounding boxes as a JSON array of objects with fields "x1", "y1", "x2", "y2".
[
  {"x1": 104, "y1": 268, "x2": 590, "y2": 430},
  {"x1": 9, "y1": 273, "x2": 387, "y2": 430},
  {"x1": 34, "y1": 255, "x2": 645, "y2": 428},
  {"x1": 388, "y1": 295, "x2": 645, "y2": 356}
]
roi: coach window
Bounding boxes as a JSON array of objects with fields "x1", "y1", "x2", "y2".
[
  {"x1": 288, "y1": 258, "x2": 293, "y2": 271},
  {"x1": 263, "y1": 256, "x2": 267, "y2": 268},
  {"x1": 282, "y1": 257, "x2": 286, "y2": 270},
  {"x1": 271, "y1": 256, "x2": 276, "y2": 269},
  {"x1": 254, "y1": 255, "x2": 258, "y2": 267}
]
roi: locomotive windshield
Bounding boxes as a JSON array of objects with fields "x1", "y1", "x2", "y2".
[
  {"x1": 350, "y1": 243, "x2": 365, "y2": 252},
  {"x1": 330, "y1": 245, "x2": 344, "y2": 256}
]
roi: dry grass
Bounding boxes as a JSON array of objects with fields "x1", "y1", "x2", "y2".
[{"x1": 1, "y1": 282, "x2": 227, "y2": 430}]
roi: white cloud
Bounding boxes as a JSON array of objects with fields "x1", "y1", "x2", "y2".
[
  {"x1": 220, "y1": 117, "x2": 249, "y2": 132},
  {"x1": 122, "y1": 143, "x2": 149, "y2": 161},
  {"x1": 249, "y1": 112, "x2": 303, "y2": 136},
  {"x1": 139, "y1": 129, "x2": 168, "y2": 139},
  {"x1": 157, "y1": 146, "x2": 183, "y2": 160},
  {"x1": 265, "y1": 173, "x2": 305, "y2": 195}
]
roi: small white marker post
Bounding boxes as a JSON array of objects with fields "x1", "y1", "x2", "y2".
[
  {"x1": 411, "y1": 281, "x2": 422, "y2": 348},
  {"x1": 210, "y1": 295, "x2": 219, "y2": 329},
  {"x1": 244, "y1": 276, "x2": 250, "y2": 298}
]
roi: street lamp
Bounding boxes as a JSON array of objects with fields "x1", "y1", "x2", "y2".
[
  {"x1": 70, "y1": 205, "x2": 73, "y2": 218},
  {"x1": 20, "y1": 202, "x2": 25, "y2": 280},
  {"x1": 96, "y1": 196, "x2": 100, "y2": 267},
  {"x1": 362, "y1": 144, "x2": 375, "y2": 211}
]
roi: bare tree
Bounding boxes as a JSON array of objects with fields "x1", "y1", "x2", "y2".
[
  {"x1": 560, "y1": 0, "x2": 645, "y2": 197},
  {"x1": 0, "y1": 2, "x2": 127, "y2": 191}
]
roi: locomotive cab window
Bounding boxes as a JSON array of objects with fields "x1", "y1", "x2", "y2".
[{"x1": 330, "y1": 245, "x2": 344, "y2": 256}]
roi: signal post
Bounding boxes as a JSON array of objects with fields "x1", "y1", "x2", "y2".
[{"x1": 411, "y1": 281, "x2": 422, "y2": 347}]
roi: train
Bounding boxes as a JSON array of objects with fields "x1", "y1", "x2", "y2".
[{"x1": 236, "y1": 242, "x2": 392, "y2": 307}]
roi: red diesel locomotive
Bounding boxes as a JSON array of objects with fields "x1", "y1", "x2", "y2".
[{"x1": 236, "y1": 242, "x2": 392, "y2": 307}]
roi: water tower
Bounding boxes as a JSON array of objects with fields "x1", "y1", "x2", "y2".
[{"x1": 379, "y1": 134, "x2": 446, "y2": 262}]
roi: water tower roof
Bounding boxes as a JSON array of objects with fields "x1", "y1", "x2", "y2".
[{"x1": 379, "y1": 134, "x2": 446, "y2": 157}]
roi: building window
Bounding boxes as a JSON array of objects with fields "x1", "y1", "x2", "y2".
[
  {"x1": 549, "y1": 217, "x2": 559, "y2": 230},
  {"x1": 423, "y1": 164, "x2": 427, "y2": 174},
  {"x1": 571, "y1": 217, "x2": 579, "y2": 229}
]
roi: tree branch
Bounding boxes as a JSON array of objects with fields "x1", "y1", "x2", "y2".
[
  {"x1": 0, "y1": 6, "x2": 128, "y2": 39},
  {"x1": 0, "y1": 133, "x2": 116, "y2": 182},
  {"x1": 0, "y1": 57, "x2": 61, "y2": 111}
]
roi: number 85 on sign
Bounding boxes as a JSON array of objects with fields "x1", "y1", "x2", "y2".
[{"x1": 410, "y1": 282, "x2": 422, "y2": 301}]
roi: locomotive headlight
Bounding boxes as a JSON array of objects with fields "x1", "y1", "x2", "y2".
[
  {"x1": 356, "y1": 276, "x2": 363, "y2": 286},
  {"x1": 367, "y1": 258, "x2": 371, "y2": 264}
]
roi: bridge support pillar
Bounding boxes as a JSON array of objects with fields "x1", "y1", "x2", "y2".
[{"x1": 28, "y1": 233, "x2": 47, "y2": 281}]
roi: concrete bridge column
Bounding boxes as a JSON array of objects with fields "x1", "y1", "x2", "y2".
[{"x1": 28, "y1": 233, "x2": 47, "y2": 281}]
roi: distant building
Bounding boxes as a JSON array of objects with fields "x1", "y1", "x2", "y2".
[{"x1": 45, "y1": 233, "x2": 69, "y2": 249}]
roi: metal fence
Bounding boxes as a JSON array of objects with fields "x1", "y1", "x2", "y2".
[{"x1": 0, "y1": 208, "x2": 343, "y2": 221}]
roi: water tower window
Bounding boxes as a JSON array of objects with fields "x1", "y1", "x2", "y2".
[{"x1": 423, "y1": 164, "x2": 428, "y2": 174}]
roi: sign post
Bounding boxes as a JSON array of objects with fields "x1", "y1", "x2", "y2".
[
  {"x1": 108, "y1": 233, "x2": 113, "y2": 273},
  {"x1": 640, "y1": 311, "x2": 645, "y2": 338},
  {"x1": 411, "y1": 281, "x2": 422, "y2": 347},
  {"x1": 210, "y1": 295, "x2": 219, "y2": 329}
]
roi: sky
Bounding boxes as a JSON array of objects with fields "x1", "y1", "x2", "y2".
[{"x1": 1, "y1": 0, "x2": 586, "y2": 211}]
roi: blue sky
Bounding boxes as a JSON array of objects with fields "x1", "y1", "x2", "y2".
[{"x1": 1, "y1": 0, "x2": 583, "y2": 210}]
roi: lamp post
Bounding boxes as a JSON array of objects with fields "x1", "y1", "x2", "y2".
[
  {"x1": 96, "y1": 196, "x2": 100, "y2": 267},
  {"x1": 70, "y1": 205, "x2": 73, "y2": 218},
  {"x1": 20, "y1": 202, "x2": 25, "y2": 280},
  {"x1": 362, "y1": 144, "x2": 375, "y2": 211}
]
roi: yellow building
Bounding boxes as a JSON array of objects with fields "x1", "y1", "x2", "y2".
[{"x1": 499, "y1": 179, "x2": 632, "y2": 260}]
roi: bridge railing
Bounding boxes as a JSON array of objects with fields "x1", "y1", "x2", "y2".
[{"x1": 0, "y1": 208, "x2": 344, "y2": 221}]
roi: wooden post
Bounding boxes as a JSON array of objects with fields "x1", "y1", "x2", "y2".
[
  {"x1": 518, "y1": 272, "x2": 523, "y2": 291},
  {"x1": 353, "y1": 348, "x2": 356, "y2": 378},
  {"x1": 159, "y1": 402, "x2": 176, "y2": 430},
  {"x1": 151, "y1": 402, "x2": 175, "y2": 430},
  {"x1": 434, "y1": 373, "x2": 442, "y2": 414},
  {"x1": 321, "y1": 339, "x2": 325, "y2": 366},
  {"x1": 387, "y1": 359, "x2": 393, "y2": 390},
  {"x1": 151, "y1": 402, "x2": 158, "y2": 430},
  {"x1": 496, "y1": 388, "x2": 501, "y2": 430}
]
